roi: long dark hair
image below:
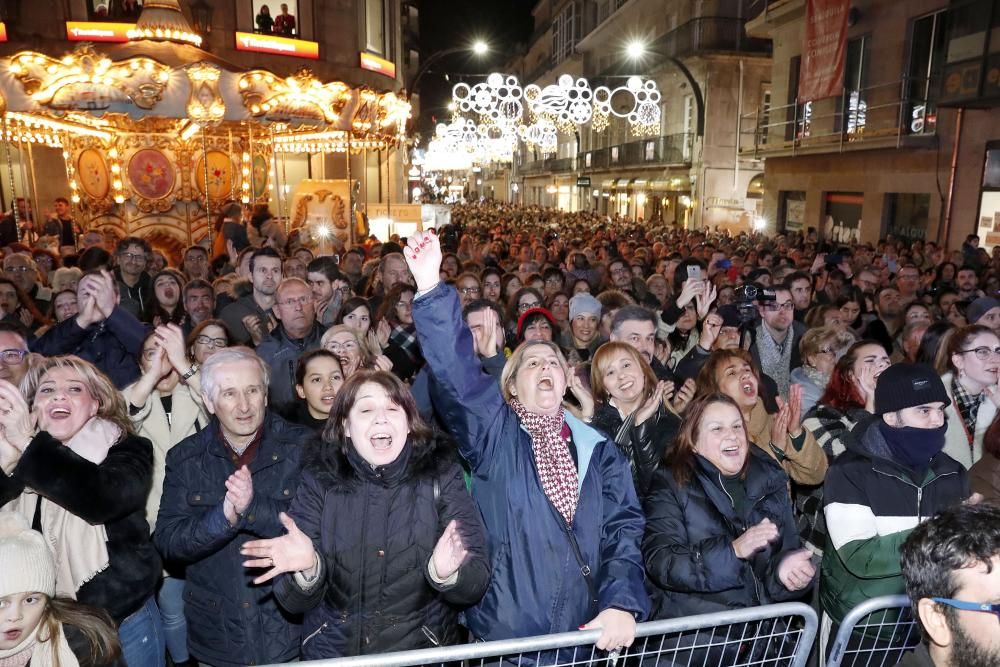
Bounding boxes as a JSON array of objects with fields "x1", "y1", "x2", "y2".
[
  {"x1": 664, "y1": 393, "x2": 748, "y2": 486},
  {"x1": 321, "y1": 370, "x2": 432, "y2": 449}
]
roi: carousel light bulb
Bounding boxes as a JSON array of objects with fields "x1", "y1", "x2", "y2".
[
  {"x1": 110, "y1": 164, "x2": 121, "y2": 174},
  {"x1": 113, "y1": 179, "x2": 123, "y2": 189},
  {"x1": 114, "y1": 195, "x2": 125, "y2": 204},
  {"x1": 71, "y1": 194, "x2": 80, "y2": 203}
]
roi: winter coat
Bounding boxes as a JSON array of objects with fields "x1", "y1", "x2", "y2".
[
  {"x1": 970, "y1": 452, "x2": 1000, "y2": 504},
  {"x1": 153, "y1": 413, "x2": 309, "y2": 667},
  {"x1": 122, "y1": 374, "x2": 210, "y2": 530},
  {"x1": 412, "y1": 284, "x2": 649, "y2": 641},
  {"x1": 218, "y1": 294, "x2": 272, "y2": 346},
  {"x1": 114, "y1": 268, "x2": 152, "y2": 322},
  {"x1": 894, "y1": 644, "x2": 934, "y2": 667},
  {"x1": 591, "y1": 400, "x2": 680, "y2": 497},
  {"x1": 820, "y1": 415, "x2": 969, "y2": 625},
  {"x1": 31, "y1": 306, "x2": 147, "y2": 388},
  {"x1": 0, "y1": 431, "x2": 160, "y2": 624},
  {"x1": 940, "y1": 371, "x2": 994, "y2": 468},
  {"x1": 256, "y1": 323, "x2": 328, "y2": 407},
  {"x1": 745, "y1": 398, "x2": 827, "y2": 485},
  {"x1": 643, "y1": 448, "x2": 810, "y2": 618},
  {"x1": 273, "y1": 435, "x2": 490, "y2": 659}
]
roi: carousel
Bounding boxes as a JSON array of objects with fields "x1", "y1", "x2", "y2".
[{"x1": 0, "y1": 0, "x2": 410, "y2": 256}]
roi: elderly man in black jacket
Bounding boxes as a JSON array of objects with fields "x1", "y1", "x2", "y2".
[
  {"x1": 257, "y1": 277, "x2": 326, "y2": 408},
  {"x1": 155, "y1": 346, "x2": 310, "y2": 667},
  {"x1": 31, "y1": 269, "x2": 146, "y2": 388}
]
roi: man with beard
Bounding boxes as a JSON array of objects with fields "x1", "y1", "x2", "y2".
[
  {"x1": 863, "y1": 286, "x2": 905, "y2": 355},
  {"x1": 898, "y1": 503, "x2": 1000, "y2": 667},
  {"x1": 219, "y1": 247, "x2": 282, "y2": 346},
  {"x1": 956, "y1": 266, "x2": 984, "y2": 300},
  {"x1": 786, "y1": 271, "x2": 814, "y2": 322},
  {"x1": 182, "y1": 279, "x2": 215, "y2": 335}
]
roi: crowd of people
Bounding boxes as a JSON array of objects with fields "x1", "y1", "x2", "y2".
[{"x1": 1, "y1": 198, "x2": 999, "y2": 666}]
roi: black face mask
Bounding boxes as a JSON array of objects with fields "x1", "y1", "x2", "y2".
[{"x1": 878, "y1": 420, "x2": 947, "y2": 470}]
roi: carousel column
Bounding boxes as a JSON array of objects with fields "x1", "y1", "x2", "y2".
[
  {"x1": 1, "y1": 119, "x2": 20, "y2": 236},
  {"x1": 201, "y1": 127, "x2": 213, "y2": 250}
]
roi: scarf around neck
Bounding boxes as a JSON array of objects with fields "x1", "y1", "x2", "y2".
[
  {"x1": 4, "y1": 418, "x2": 121, "y2": 599},
  {"x1": 0, "y1": 619, "x2": 79, "y2": 667},
  {"x1": 756, "y1": 323, "x2": 794, "y2": 396},
  {"x1": 509, "y1": 397, "x2": 579, "y2": 525}
]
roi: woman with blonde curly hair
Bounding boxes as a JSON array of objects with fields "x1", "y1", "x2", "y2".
[{"x1": 0, "y1": 355, "x2": 163, "y2": 666}]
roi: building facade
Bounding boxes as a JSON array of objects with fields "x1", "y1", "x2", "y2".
[
  {"x1": 743, "y1": 0, "x2": 1000, "y2": 250},
  {"x1": 489, "y1": 0, "x2": 771, "y2": 231}
]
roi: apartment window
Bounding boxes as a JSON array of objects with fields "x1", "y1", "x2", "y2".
[
  {"x1": 682, "y1": 95, "x2": 694, "y2": 160},
  {"x1": 250, "y1": 1, "x2": 300, "y2": 36},
  {"x1": 843, "y1": 36, "x2": 870, "y2": 134},
  {"x1": 365, "y1": 0, "x2": 386, "y2": 54},
  {"x1": 759, "y1": 87, "x2": 772, "y2": 144},
  {"x1": 906, "y1": 11, "x2": 946, "y2": 135},
  {"x1": 596, "y1": 0, "x2": 628, "y2": 25},
  {"x1": 552, "y1": 3, "x2": 581, "y2": 65},
  {"x1": 976, "y1": 141, "x2": 1000, "y2": 250},
  {"x1": 89, "y1": 0, "x2": 142, "y2": 19}
]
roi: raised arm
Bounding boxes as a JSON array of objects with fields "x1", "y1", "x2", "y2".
[{"x1": 406, "y1": 231, "x2": 509, "y2": 474}]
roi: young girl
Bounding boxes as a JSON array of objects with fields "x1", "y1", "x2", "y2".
[
  {"x1": 0, "y1": 511, "x2": 122, "y2": 667},
  {"x1": 276, "y1": 349, "x2": 344, "y2": 433}
]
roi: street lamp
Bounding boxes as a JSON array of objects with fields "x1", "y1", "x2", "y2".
[
  {"x1": 624, "y1": 39, "x2": 705, "y2": 137},
  {"x1": 407, "y1": 41, "x2": 491, "y2": 97}
]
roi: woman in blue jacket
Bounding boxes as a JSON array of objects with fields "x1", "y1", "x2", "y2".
[{"x1": 405, "y1": 230, "x2": 649, "y2": 654}]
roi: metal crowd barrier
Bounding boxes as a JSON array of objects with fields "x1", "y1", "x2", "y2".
[
  {"x1": 272, "y1": 602, "x2": 818, "y2": 667},
  {"x1": 825, "y1": 595, "x2": 919, "y2": 667}
]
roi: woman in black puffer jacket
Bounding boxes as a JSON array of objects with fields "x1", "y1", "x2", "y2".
[{"x1": 243, "y1": 370, "x2": 490, "y2": 660}]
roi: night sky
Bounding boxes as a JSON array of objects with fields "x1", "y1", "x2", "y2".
[{"x1": 415, "y1": 0, "x2": 536, "y2": 133}]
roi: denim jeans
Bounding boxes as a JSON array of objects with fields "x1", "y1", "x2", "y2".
[
  {"x1": 119, "y1": 596, "x2": 165, "y2": 667},
  {"x1": 158, "y1": 575, "x2": 189, "y2": 662}
]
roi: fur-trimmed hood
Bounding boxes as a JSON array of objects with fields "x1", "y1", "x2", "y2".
[{"x1": 302, "y1": 429, "x2": 459, "y2": 492}]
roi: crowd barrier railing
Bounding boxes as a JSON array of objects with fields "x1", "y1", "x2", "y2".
[
  {"x1": 825, "y1": 595, "x2": 920, "y2": 667},
  {"x1": 266, "y1": 601, "x2": 818, "y2": 667}
]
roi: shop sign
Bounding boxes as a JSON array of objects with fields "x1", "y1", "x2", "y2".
[
  {"x1": 705, "y1": 197, "x2": 744, "y2": 210},
  {"x1": 360, "y1": 52, "x2": 396, "y2": 79},
  {"x1": 66, "y1": 22, "x2": 134, "y2": 43},
  {"x1": 235, "y1": 32, "x2": 319, "y2": 59},
  {"x1": 576, "y1": 176, "x2": 591, "y2": 187},
  {"x1": 798, "y1": 0, "x2": 850, "y2": 103}
]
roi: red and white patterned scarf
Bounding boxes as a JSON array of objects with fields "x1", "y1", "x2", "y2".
[{"x1": 509, "y1": 397, "x2": 579, "y2": 525}]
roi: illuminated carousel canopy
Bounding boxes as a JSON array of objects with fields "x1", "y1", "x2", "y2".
[{"x1": 128, "y1": 0, "x2": 203, "y2": 47}]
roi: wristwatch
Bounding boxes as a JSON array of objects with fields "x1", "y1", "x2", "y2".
[{"x1": 181, "y1": 363, "x2": 200, "y2": 381}]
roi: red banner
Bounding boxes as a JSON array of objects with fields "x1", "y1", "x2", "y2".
[{"x1": 798, "y1": 0, "x2": 850, "y2": 103}]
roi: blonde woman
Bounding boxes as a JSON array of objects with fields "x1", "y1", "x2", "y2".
[{"x1": 790, "y1": 326, "x2": 854, "y2": 415}]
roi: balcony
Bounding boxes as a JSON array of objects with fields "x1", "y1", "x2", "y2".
[
  {"x1": 738, "y1": 76, "x2": 939, "y2": 159},
  {"x1": 580, "y1": 133, "x2": 693, "y2": 170},
  {"x1": 519, "y1": 156, "x2": 578, "y2": 175},
  {"x1": 651, "y1": 16, "x2": 772, "y2": 59}
]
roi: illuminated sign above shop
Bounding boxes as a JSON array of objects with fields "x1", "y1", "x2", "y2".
[
  {"x1": 66, "y1": 22, "x2": 134, "y2": 43},
  {"x1": 235, "y1": 32, "x2": 319, "y2": 59},
  {"x1": 0, "y1": 24, "x2": 7, "y2": 42},
  {"x1": 360, "y1": 52, "x2": 396, "y2": 79}
]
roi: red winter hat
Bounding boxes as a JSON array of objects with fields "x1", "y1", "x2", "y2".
[{"x1": 516, "y1": 307, "x2": 557, "y2": 340}]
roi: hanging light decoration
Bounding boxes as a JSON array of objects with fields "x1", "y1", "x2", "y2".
[{"x1": 127, "y1": 0, "x2": 203, "y2": 47}]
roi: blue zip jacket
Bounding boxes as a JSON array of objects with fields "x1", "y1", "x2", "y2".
[{"x1": 413, "y1": 283, "x2": 649, "y2": 641}]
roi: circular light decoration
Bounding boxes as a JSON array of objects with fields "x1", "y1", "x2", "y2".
[
  {"x1": 524, "y1": 75, "x2": 593, "y2": 133},
  {"x1": 593, "y1": 76, "x2": 662, "y2": 136},
  {"x1": 517, "y1": 119, "x2": 558, "y2": 154},
  {"x1": 453, "y1": 74, "x2": 524, "y2": 128}
]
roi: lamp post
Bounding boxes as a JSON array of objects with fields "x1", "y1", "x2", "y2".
[
  {"x1": 406, "y1": 40, "x2": 489, "y2": 98},
  {"x1": 625, "y1": 40, "x2": 705, "y2": 137}
]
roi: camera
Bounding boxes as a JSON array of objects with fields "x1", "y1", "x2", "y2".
[{"x1": 734, "y1": 283, "x2": 774, "y2": 324}]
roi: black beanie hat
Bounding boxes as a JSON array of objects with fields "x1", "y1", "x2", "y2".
[{"x1": 874, "y1": 363, "x2": 951, "y2": 415}]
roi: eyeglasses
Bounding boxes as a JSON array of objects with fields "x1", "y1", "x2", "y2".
[
  {"x1": 196, "y1": 336, "x2": 227, "y2": 348},
  {"x1": 816, "y1": 348, "x2": 835, "y2": 356},
  {"x1": 932, "y1": 598, "x2": 1000, "y2": 623},
  {"x1": 518, "y1": 301, "x2": 541, "y2": 312},
  {"x1": 4, "y1": 266, "x2": 31, "y2": 274},
  {"x1": 396, "y1": 300, "x2": 413, "y2": 310},
  {"x1": 958, "y1": 346, "x2": 1000, "y2": 361},
  {"x1": 119, "y1": 252, "x2": 146, "y2": 262},
  {"x1": 764, "y1": 302, "x2": 795, "y2": 312},
  {"x1": 0, "y1": 349, "x2": 27, "y2": 364},
  {"x1": 334, "y1": 286, "x2": 352, "y2": 295},
  {"x1": 326, "y1": 341, "x2": 358, "y2": 352},
  {"x1": 459, "y1": 286, "x2": 481, "y2": 296},
  {"x1": 278, "y1": 296, "x2": 311, "y2": 308}
]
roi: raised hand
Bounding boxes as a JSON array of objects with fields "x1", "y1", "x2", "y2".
[
  {"x1": 855, "y1": 363, "x2": 879, "y2": 412},
  {"x1": 635, "y1": 380, "x2": 670, "y2": 426},
  {"x1": 675, "y1": 278, "x2": 704, "y2": 310},
  {"x1": 732, "y1": 518, "x2": 779, "y2": 559},
  {"x1": 376, "y1": 319, "x2": 391, "y2": 349},
  {"x1": 93, "y1": 269, "x2": 117, "y2": 318},
  {"x1": 223, "y1": 465, "x2": 254, "y2": 526},
  {"x1": 777, "y1": 549, "x2": 815, "y2": 591},
  {"x1": 787, "y1": 384, "x2": 803, "y2": 437},
  {"x1": 473, "y1": 306, "x2": 500, "y2": 358},
  {"x1": 670, "y1": 378, "x2": 696, "y2": 414},
  {"x1": 770, "y1": 396, "x2": 791, "y2": 450},
  {"x1": 580, "y1": 608, "x2": 636, "y2": 653},
  {"x1": 695, "y1": 284, "x2": 717, "y2": 320},
  {"x1": 698, "y1": 312, "x2": 723, "y2": 351},
  {"x1": 431, "y1": 520, "x2": 468, "y2": 581},
  {"x1": 403, "y1": 230, "x2": 442, "y2": 292},
  {"x1": 155, "y1": 324, "x2": 190, "y2": 375},
  {"x1": 566, "y1": 372, "x2": 594, "y2": 420},
  {"x1": 241, "y1": 512, "x2": 316, "y2": 585},
  {"x1": 75, "y1": 279, "x2": 101, "y2": 328},
  {"x1": 0, "y1": 380, "x2": 35, "y2": 474},
  {"x1": 373, "y1": 354, "x2": 394, "y2": 372},
  {"x1": 242, "y1": 314, "x2": 266, "y2": 346}
]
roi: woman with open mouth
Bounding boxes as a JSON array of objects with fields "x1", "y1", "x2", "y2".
[
  {"x1": 405, "y1": 230, "x2": 648, "y2": 658},
  {"x1": 150, "y1": 270, "x2": 185, "y2": 327},
  {"x1": 0, "y1": 356, "x2": 164, "y2": 666},
  {"x1": 695, "y1": 349, "x2": 827, "y2": 486},
  {"x1": 240, "y1": 371, "x2": 489, "y2": 659},
  {"x1": 275, "y1": 349, "x2": 344, "y2": 433},
  {"x1": 642, "y1": 394, "x2": 814, "y2": 660}
]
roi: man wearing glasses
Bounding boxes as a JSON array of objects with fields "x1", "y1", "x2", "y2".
[
  {"x1": 114, "y1": 236, "x2": 152, "y2": 322},
  {"x1": 256, "y1": 277, "x2": 326, "y2": 407},
  {"x1": 749, "y1": 284, "x2": 805, "y2": 399},
  {"x1": 899, "y1": 503, "x2": 1000, "y2": 667},
  {"x1": 0, "y1": 322, "x2": 30, "y2": 387}
]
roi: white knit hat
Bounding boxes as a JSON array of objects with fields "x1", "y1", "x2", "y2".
[{"x1": 0, "y1": 511, "x2": 55, "y2": 599}]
